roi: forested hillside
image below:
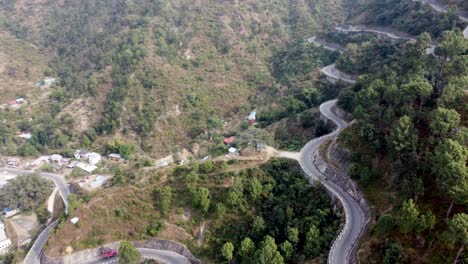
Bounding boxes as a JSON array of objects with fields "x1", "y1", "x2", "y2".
[
  {"x1": 0, "y1": 0, "x2": 355, "y2": 158},
  {"x1": 0, "y1": 0, "x2": 466, "y2": 263},
  {"x1": 337, "y1": 30, "x2": 467, "y2": 263},
  {"x1": 45, "y1": 159, "x2": 341, "y2": 263}
]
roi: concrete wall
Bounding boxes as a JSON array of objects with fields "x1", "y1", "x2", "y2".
[
  {"x1": 134, "y1": 239, "x2": 201, "y2": 264},
  {"x1": 41, "y1": 239, "x2": 201, "y2": 264}
]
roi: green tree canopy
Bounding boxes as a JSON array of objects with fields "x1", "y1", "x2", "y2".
[
  {"x1": 253, "y1": 236, "x2": 284, "y2": 264},
  {"x1": 0, "y1": 174, "x2": 51, "y2": 211},
  {"x1": 222, "y1": 242, "x2": 234, "y2": 263},
  {"x1": 119, "y1": 241, "x2": 141, "y2": 264}
]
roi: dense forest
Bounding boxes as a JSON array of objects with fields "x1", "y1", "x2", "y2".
[{"x1": 337, "y1": 30, "x2": 467, "y2": 263}]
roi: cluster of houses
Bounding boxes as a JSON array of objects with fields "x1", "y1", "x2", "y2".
[
  {"x1": 222, "y1": 136, "x2": 267, "y2": 156},
  {"x1": 5, "y1": 148, "x2": 124, "y2": 173},
  {"x1": 29, "y1": 149, "x2": 103, "y2": 173}
]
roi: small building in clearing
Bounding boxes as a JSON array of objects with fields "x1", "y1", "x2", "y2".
[
  {"x1": 76, "y1": 163, "x2": 97, "y2": 173},
  {"x1": 6, "y1": 158, "x2": 20, "y2": 167},
  {"x1": 256, "y1": 143, "x2": 267, "y2": 152},
  {"x1": 50, "y1": 154, "x2": 64, "y2": 164},
  {"x1": 31, "y1": 156, "x2": 50, "y2": 167},
  {"x1": 228, "y1": 147, "x2": 239, "y2": 155},
  {"x1": 248, "y1": 111, "x2": 256, "y2": 125},
  {"x1": 70, "y1": 217, "x2": 79, "y2": 225},
  {"x1": 87, "y1": 152, "x2": 101, "y2": 165},
  {"x1": 3, "y1": 208, "x2": 20, "y2": 218},
  {"x1": 74, "y1": 149, "x2": 90, "y2": 160},
  {"x1": 108, "y1": 153, "x2": 122, "y2": 161}
]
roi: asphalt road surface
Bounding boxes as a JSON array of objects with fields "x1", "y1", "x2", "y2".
[
  {"x1": 299, "y1": 100, "x2": 367, "y2": 264},
  {"x1": 321, "y1": 64, "x2": 356, "y2": 84},
  {"x1": 0, "y1": 168, "x2": 69, "y2": 264}
]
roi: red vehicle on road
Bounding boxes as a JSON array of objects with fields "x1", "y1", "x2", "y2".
[{"x1": 103, "y1": 248, "x2": 118, "y2": 259}]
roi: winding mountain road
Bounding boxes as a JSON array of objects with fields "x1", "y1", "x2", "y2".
[
  {"x1": 321, "y1": 64, "x2": 356, "y2": 84},
  {"x1": 294, "y1": 100, "x2": 368, "y2": 264}
]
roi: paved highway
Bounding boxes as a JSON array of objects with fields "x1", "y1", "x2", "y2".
[
  {"x1": 321, "y1": 64, "x2": 356, "y2": 84},
  {"x1": 0, "y1": 168, "x2": 70, "y2": 264},
  {"x1": 307, "y1": 36, "x2": 343, "y2": 52},
  {"x1": 299, "y1": 100, "x2": 368, "y2": 264}
]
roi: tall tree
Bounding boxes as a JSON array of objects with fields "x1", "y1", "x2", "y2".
[
  {"x1": 430, "y1": 107, "x2": 461, "y2": 138},
  {"x1": 304, "y1": 224, "x2": 321, "y2": 257},
  {"x1": 253, "y1": 236, "x2": 284, "y2": 264},
  {"x1": 239, "y1": 237, "x2": 255, "y2": 263},
  {"x1": 389, "y1": 115, "x2": 418, "y2": 156},
  {"x1": 398, "y1": 199, "x2": 420, "y2": 234},
  {"x1": 193, "y1": 187, "x2": 211, "y2": 213},
  {"x1": 433, "y1": 139, "x2": 468, "y2": 218},
  {"x1": 446, "y1": 213, "x2": 468, "y2": 264},
  {"x1": 119, "y1": 241, "x2": 141, "y2": 264},
  {"x1": 222, "y1": 242, "x2": 234, "y2": 264}
]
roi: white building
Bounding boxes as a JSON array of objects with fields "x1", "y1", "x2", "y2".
[
  {"x1": 228, "y1": 147, "x2": 239, "y2": 155},
  {"x1": 77, "y1": 163, "x2": 97, "y2": 173},
  {"x1": 44, "y1": 77, "x2": 56, "y2": 85},
  {"x1": 87, "y1": 152, "x2": 101, "y2": 165},
  {"x1": 31, "y1": 156, "x2": 50, "y2": 167},
  {"x1": 70, "y1": 217, "x2": 79, "y2": 225},
  {"x1": 74, "y1": 149, "x2": 90, "y2": 160},
  {"x1": 0, "y1": 221, "x2": 11, "y2": 255},
  {"x1": 108, "y1": 153, "x2": 122, "y2": 161},
  {"x1": 50, "y1": 154, "x2": 64, "y2": 164}
]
